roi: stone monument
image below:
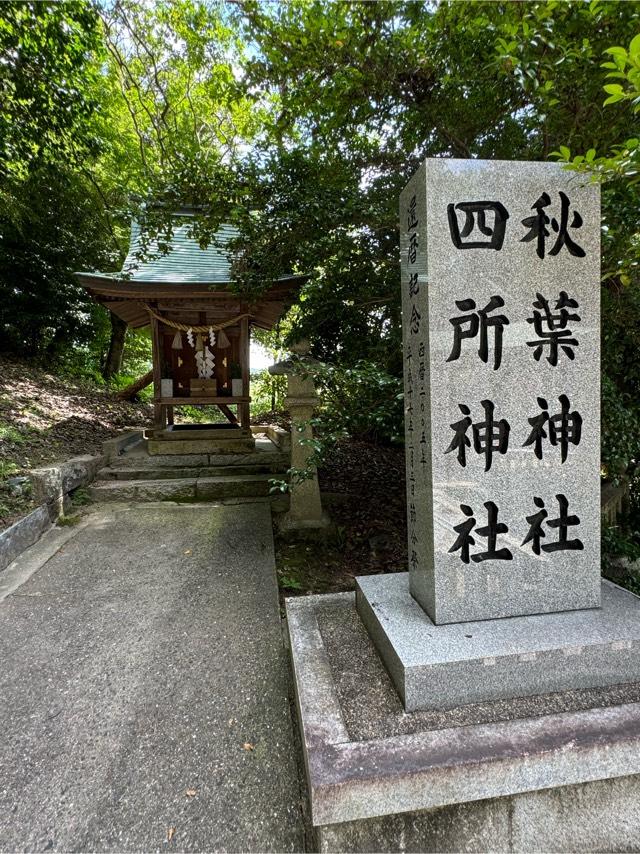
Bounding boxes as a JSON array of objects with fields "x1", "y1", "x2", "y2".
[
  {"x1": 269, "y1": 341, "x2": 330, "y2": 535},
  {"x1": 357, "y1": 158, "x2": 640, "y2": 711}
]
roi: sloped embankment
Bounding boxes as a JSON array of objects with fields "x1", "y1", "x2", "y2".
[{"x1": 0, "y1": 355, "x2": 152, "y2": 530}]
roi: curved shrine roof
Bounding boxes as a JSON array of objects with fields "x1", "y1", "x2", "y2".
[
  {"x1": 122, "y1": 218, "x2": 239, "y2": 283},
  {"x1": 75, "y1": 214, "x2": 305, "y2": 331}
]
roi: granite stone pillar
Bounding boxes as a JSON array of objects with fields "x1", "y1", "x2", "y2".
[
  {"x1": 269, "y1": 341, "x2": 330, "y2": 534},
  {"x1": 356, "y1": 157, "x2": 640, "y2": 712}
]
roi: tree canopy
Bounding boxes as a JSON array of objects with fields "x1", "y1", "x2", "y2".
[{"x1": 0, "y1": 0, "x2": 638, "y2": 469}]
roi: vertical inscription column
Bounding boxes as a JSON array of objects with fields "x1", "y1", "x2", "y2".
[
  {"x1": 400, "y1": 162, "x2": 435, "y2": 616},
  {"x1": 400, "y1": 159, "x2": 600, "y2": 625}
]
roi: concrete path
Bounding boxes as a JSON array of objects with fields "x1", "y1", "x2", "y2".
[{"x1": 0, "y1": 501, "x2": 304, "y2": 852}]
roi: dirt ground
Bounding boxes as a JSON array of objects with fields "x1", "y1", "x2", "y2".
[
  {"x1": 0, "y1": 355, "x2": 152, "y2": 530},
  {"x1": 275, "y1": 439, "x2": 408, "y2": 596}
]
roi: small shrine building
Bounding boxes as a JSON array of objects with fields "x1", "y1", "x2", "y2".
[{"x1": 75, "y1": 211, "x2": 305, "y2": 452}]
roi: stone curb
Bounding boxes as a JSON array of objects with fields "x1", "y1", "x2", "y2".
[
  {"x1": 0, "y1": 448, "x2": 113, "y2": 575},
  {"x1": 0, "y1": 504, "x2": 55, "y2": 574},
  {"x1": 251, "y1": 424, "x2": 291, "y2": 452},
  {"x1": 30, "y1": 453, "x2": 105, "y2": 514},
  {"x1": 101, "y1": 429, "x2": 143, "y2": 464}
]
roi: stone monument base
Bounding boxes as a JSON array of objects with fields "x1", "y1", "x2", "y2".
[
  {"x1": 356, "y1": 575, "x2": 640, "y2": 712},
  {"x1": 286, "y1": 591, "x2": 640, "y2": 852}
]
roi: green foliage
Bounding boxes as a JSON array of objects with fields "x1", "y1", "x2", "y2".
[
  {"x1": 602, "y1": 34, "x2": 640, "y2": 109},
  {"x1": 105, "y1": 373, "x2": 151, "y2": 400},
  {"x1": 229, "y1": 1, "x2": 639, "y2": 430},
  {"x1": 0, "y1": 425, "x2": 26, "y2": 444},
  {"x1": 602, "y1": 521, "x2": 640, "y2": 572},
  {"x1": 549, "y1": 32, "x2": 640, "y2": 492},
  {"x1": 276, "y1": 568, "x2": 304, "y2": 591},
  {"x1": 0, "y1": 461, "x2": 19, "y2": 479},
  {"x1": 1, "y1": 0, "x2": 639, "y2": 494},
  {"x1": 0, "y1": 1, "x2": 103, "y2": 215},
  {"x1": 602, "y1": 376, "x2": 640, "y2": 480},
  {"x1": 269, "y1": 359, "x2": 403, "y2": 494},
  {"x1": 0, "y1": 3, "x2": 115, "y2": 362},
  {"x1": 57, "y1": 514, "x2": 82, "y2": 527},
  {"x1": 313, "y1": 361, "x2": 404, "y2": 445},
  {"x1": 0, "y1": 165, "x2": 115, "y2": 358},
  {"x1": 121, "y1": 329, "x2": 152, "y2": 376},
  {"x1": 602, "y1": 469, "x2": 640, "y2": 593},
  {"x1": 0, "y1": 0, "x2": 258, "y2": 373},
  {"x1": 70, "y1": 487, "x2": 91, "y2": 507},
  {"x1": 250, "y1": 369, "x2": 287, "y2": 418}
]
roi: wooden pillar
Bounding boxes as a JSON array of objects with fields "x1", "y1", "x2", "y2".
[
  {"x1": 239, "y1": 314, "x2": 250, "y2": 431},
  {"x1": 149, "y1": 310, "x2": 165, "y2": 430}
]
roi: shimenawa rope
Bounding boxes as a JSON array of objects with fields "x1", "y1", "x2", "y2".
[{"x1": 145, "y1": 305, "x2": 250, "y2": 333}]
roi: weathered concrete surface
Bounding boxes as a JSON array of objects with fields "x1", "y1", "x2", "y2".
[
  {"x1": 105, "y1": 435, "x2": 288, "y2": 471},
  {"x1": 356, "y1": 572, "x2": 640, "y2": 711},
  {"x1": 88, "y1": 478, "x2": 197, "y2": 502},
  {"x1": 251, "y1": 424, "x2": 291, "y2": 452},
  {"x1": 314, "y1": 591, "x2": 640, "y2": 741},
  {"x1": 0, "y1": 502, "x2": 303, "y2": 852},
  {"x1": 147, "y1": 437, "x2": 255, "y2": 456},
  {"x1": 99, "y1": 463, "x2": 287, "y2": 481},
  {"x1": 287, "y1": 592, "x2": 640, "y2": 851}
]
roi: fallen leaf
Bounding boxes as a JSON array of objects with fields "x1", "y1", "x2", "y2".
[
  {"x1": 186, "y1": 788, "x2": 197, "y2": 797},
  {"x1": 167, "y1": 827, "x2": 176, "y2": 842},
  {"x1": 242, "y1": 742, "x2": 255, "y2": 751}
]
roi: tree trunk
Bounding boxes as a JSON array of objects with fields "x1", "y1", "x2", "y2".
[
  {"x1": 103, "y1": 314, "x2": 127, "y2": 380},
  {"x1": 116, "y1": 369, "x2": 153, "y2": 400}
]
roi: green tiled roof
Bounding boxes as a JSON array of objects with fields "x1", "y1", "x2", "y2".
[{"x1": 122, "y1": 215, "x2": 239, "y2": 283}]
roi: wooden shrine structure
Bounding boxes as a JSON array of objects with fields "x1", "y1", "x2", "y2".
[{"x1": 76, "y1": 212, "x2": 305, "y2": 452}]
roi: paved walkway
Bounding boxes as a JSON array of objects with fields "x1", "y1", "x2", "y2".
[{"x1": 0, "y1": 501, "x2": 304, "y2": 852}]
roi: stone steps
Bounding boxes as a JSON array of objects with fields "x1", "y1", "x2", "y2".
[
  {"x1": 107, "y1": 449, "x2": 289, "y2": 471},
  {"x1": 98, "y1": 461, "x2": 289, "y2": 481},
  {"x1": 88, "y1": 473, "x2": 286, "y2": 503}
]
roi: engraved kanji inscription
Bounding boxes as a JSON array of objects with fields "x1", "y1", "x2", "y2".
[
  {"x1": 410, "y1": 304, "x2": 421, "y2": 334},
  {"x1": 449, "y1": 501, "x2": 513, "y2": 564},
  {"x1": 445, "y1": 400, "x2": 510, "y2": 471},
  {"x1": 521, "y1": 191, "x2": 586, "y2": 259},
  {"x1": 521, "y1": 494, "x2": 584, "y2": 554},
  {"x1": 523, "y1": 395, "x2": 582, "y2": 463},
  {"x1": 408, "y1": 231, "x2": 419, "y2": 264},
  {"x1": 447, "y1": 201, "x2": 509, "y2": 250},
  {"x1": 446, "y1": 295, "x2": 509, "y2": 371},
  {"x1": 527, "y1": 291, "x2": 580, "y2": 366},
  {"x1": 407, "y1": 194, "x2": 418, "y2": 231}
]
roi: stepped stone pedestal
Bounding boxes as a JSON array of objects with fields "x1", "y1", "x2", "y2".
[
  {"x1": 357, "y1": 574, "x2": 640, "y2": 711},
  {"x1": 285, "y1": 592, "x2": 640, "y2": 853},
  {"x1": 352, "y1": 158, "x2": 640, "y2": 716}
]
